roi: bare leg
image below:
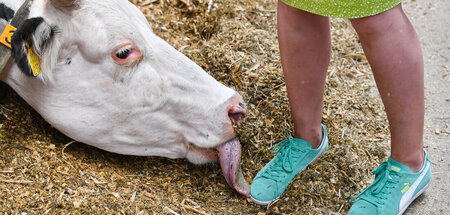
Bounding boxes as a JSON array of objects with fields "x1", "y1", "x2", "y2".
[
  {"x1": 277, "y1": 0, "x2": 331, "y2": 148},
  {"x1": 350, "y1": 4, "x2": 424, "y2": 172}
]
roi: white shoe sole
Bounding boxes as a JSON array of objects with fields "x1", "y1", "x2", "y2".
[{"x1": 398, "y1": 178, "x2": 431, "y2": 215}]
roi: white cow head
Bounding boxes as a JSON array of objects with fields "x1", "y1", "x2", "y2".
[{"x1": 0, "y1": 0, "x2": 249, "y2": 196}]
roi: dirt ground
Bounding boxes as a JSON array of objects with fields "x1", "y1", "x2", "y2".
[{"x1": 0, "y1": 0, "x2": 448, "y2": 214}]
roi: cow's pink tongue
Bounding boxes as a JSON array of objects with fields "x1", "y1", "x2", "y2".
[{"x1": 216, "y1": 138, "x2": 250, "y2": 198}]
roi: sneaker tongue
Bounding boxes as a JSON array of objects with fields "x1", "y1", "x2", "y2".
[
  {"x1": 216, "y1": 138, "x2": 250, "y2": 198},
  {"x1": 387, "y1": 157, "x2": 413, "y2": 173}
]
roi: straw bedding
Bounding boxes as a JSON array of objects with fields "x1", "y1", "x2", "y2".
[{"x1": 0, "y1": 0, "x2": 391, "y2": 214}]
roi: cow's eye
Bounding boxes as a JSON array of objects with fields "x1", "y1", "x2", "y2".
[
  {"x1": 112, "y1": 43, "x2": 143, "y2": 65},
  {"x1": 115, "y1": 45, "x2": 132, "y2": 59}
]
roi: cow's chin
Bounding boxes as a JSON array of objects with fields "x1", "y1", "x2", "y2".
[
  {"x1": 185, "y1": 145, "x2": 219, "y2": 165},
  {"x1": 185, "y1": 131, "x2": 238, "y2": 164}
]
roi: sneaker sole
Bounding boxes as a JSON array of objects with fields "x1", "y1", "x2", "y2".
[
  {"x1": 250, "y1": 136, "x2": 329, "y2": 206},
  {"x1": 250, "y1": 196, "x2": 278, "y2": 206}
]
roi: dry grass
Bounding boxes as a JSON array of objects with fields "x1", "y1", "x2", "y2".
[{"x1": 0, "y1": 0, "x2": 391, "y2": 214}]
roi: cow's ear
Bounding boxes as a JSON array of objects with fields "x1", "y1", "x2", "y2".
[
  {"x1": 11, "y1": 17, "x2": 58, "y2": 76},
  {"x1": 50, "y1": 0, "x2": 78, "y2": 8}
]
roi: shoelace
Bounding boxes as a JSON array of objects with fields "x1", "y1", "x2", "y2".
[
  {"x1": 262, "y1": 131, "x2": 306, "y2": 182},
  {"x1": 350, "y1": 161, "x2": 401, "y2": 206}
]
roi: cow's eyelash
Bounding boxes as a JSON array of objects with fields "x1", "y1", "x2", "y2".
[
  {"x1": 112, "y1": 43, "x2": 142, "y2": 65},
  {"x1": 115, "y1": 45, "x2": 133, "y2": 59}
]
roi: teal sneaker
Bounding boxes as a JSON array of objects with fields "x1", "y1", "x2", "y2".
[
  {"x1": 250, "y1": 124, "x2": 329, "y2": 205},
  {"x1": 348, "y1": 150, "x2": 432, "y2": 215}
]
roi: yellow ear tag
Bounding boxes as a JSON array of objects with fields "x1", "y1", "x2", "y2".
[
  {"x1": 26, "y1": 43, "x2": 42, "y2": 77},
  {"x1": 0, "y1": 24, "x2": 16, "y2": 49}
]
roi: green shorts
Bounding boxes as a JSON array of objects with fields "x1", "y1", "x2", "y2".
[{"x1": 281, "y1": 0, "x2": 403, "y2": 19}]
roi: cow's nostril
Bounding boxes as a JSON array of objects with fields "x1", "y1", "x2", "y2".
[
  {"x1": 238, "y1": 102, "x2": 245, "y2": 109},
  {"x1": 228, "y1": 105, "x2": 247, "y2": 123},
  {"x1": 229, "y1": 112, "x2": 244, "y2": 122}
]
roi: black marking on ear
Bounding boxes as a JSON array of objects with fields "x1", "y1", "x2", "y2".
[
  {"x1": 11, "y1": 18, "x2": 45, "y2": 76},
  {"x1": 11, "y1": 17, "x2": 57, "y2": 76},
  {"x1": 0, "y1": 3, "x2": 15, "y2": 21}
]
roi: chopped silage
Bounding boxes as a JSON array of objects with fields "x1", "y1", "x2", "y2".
[{"x1": 0, "y1": 0, "x2": 392, "y2": 214}]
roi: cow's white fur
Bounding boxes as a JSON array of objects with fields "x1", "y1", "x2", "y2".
[{"x1": 0, "y1": 0, "x2": 244, "y2": 164}]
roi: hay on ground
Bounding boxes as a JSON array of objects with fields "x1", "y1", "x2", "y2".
[{"x1": 0, "y1": 0, "x2": 391, "y2": 214}]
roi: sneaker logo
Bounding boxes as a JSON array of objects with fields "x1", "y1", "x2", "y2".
[
  {"x1": 401, "y1": 182, "x2": 410, "y2": 194},
  {"x1": 391, "y1": 166, "x2": 401, "y2": 172}
]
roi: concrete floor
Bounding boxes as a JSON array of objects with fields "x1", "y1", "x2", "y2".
[{"x1": 403, "y1": 0, "x2": 450, "y2": 214}]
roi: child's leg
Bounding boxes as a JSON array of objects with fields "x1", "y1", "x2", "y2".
[
  {"x1": 278, "y1": 0, "x2": 331, "y2": 148},
  {"x1": 250, "y1": 1, "x2": 331, "y2": 205},
  {"x1": 350, "y1": 4, "x2": 424, "y2": 172}
]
